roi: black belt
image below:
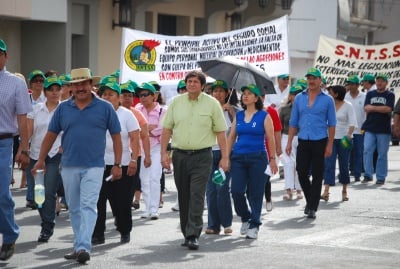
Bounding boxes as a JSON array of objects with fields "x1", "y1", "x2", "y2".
[
  {"x1": 173, "y1": 147, "x2": 211, "y2": 155},
  {"x1": 0, "y1": 133, "x2": 13, "y2": 140}
]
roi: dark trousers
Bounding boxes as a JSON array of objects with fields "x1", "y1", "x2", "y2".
[
  {"x1": 93, "y1": 165, "x2": 134, "y2": 238},
  {"x1": 172, "y1": 149, "x2": 212, "y2": 238},
  {"x1": 296, "y1": 138, "x2": 327, "y2": 211}
]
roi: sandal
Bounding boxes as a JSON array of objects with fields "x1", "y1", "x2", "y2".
[
  {"x1": 342, "y1": 191, "x2": 349, "y2": 201},
  {"x1": 205, "y1": 228, "x2": 220, "y2": 235},
  {"x1": 296, "y1": 192, "x2": 303, "y2": 199},
  {"x1": 283, "y1": 193, "x2": 292, "y2": 200},
  {"x1": 224, "y1": 227, "x2": 232, "y2": 235},
  {"x1": 320, "y1": 192, "x2": 329, "y2": 202}
]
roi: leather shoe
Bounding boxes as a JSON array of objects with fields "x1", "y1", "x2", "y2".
[
  {"x1": 26, "y1": 201, "x2": 37, "y2": 210},
  {"x1": 91, "y1": 236, "x2": 105, "y2": 245},
  {"x1": 187, "y1": 237, "x2": 199, "y2": 250},
  {"x1": 38, "y1": 231, "x2": 53, "y2": 243},
  {"x1": 181, "y1": 239, "x2": 188, "y2": 247},
  {"x1": 64, "y1": 251, "x2": 78, "y2": 260},
  {"x1": 0, "y1": 243, "x2": 15, "y2": 261},
  {"x1": 304, "y1": 205, "x2": 310, "y2": 215},
  {"x1": 120, "y1": 234, "x2": 130, "y2": 244},
  {"x1": 307, "y1": 209, "x2": 316, "y2": 219},
  {"x1": 76, "y1": 250, "x2": 90, "y2": 264}
]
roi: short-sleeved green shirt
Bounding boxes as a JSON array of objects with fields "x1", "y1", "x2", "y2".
[{"x1": 161, "y1": 92, "x2": 227, "y2": 150}]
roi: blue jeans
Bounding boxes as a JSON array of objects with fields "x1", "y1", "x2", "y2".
[
  {"x1": 350, "y1": 134, "x2": 364, "y2": 179},
  {"x1": 363, "y1": 132, "x2": 390, "y2": 181},
  {"x1": 206, "y1": 150, "x2": 233, "y2": 231},
  {"x1": 37, "y1": 154, "x2": 62, "y2": 234},
  {"x1": 230, "y1": 151, "x2": 268, "y2": 229},
  {"x1": 324, "y1": 139, "x2": 351, "y2": 185},
  {"x1": 0, "y1": 138, "x2": 19, "y2": 244},
  {"x1": 61, "y1": 167, "x2": 104, "y2": 253}
]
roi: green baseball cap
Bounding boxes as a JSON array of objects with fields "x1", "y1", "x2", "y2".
[
  {"x1": 305, "y1": 67, "x2": 322, "y2": 78},
  {"x1": 278, "y1": 74, "x2": 289, "y2": 79},
  {"x1": 126, "y1": 80, "x2": 138, "y2": 92},
  {"x1": 120, "y1": 82, "x2": 135, "y2": 93},
  {"x1": 177, "y1": 80, "x2": 186, "y2": 89},
  {"x1": 289, "y1": 84, "x2": 303, "y2": 94},
  {"x1": 44, "y1": 76, "x2": 62, "y2": 89},
  {"x1": 136, "y1": 82, "x2": 156, "y2": 93},
  {"x1": 99, "y1": 82, "x2": 121, "y2": 95},
  {"x1": 296, "y1": 78, "x2": 307, "y2": 89},
  {"x1": 211, "y1": 80, "x2": 228, "y2": 90},
  {"x1": 241, "y1": 84, "x2": 260, "y2": 97},
  {"x1": 110, "y1": 69, "x2": 120, "y2": 78},
  {"x1": 346, "y1": 75, "x2": 360, "y2": 84},
  {"x1": 376, "y1": 73, "x2": 388, "y2": 82},
  {"x1": 361, "y1": 73, "x2": 375, "y2": 82},
  {"x1": 100, "y1": 75, "x2": 118, "y2": 85},
  {"x1": 58, "y1": 74, "x2": 71, "y2": 85},
  {"x1": 29, "y1": 69, "x2": 45, "y2": 81},
  {"x1": 322, "y1": 76, "x2": 327, "y2": 85},
  {"x1": 149, "y1": 81, "x2": 161, "y2": 91},
  {"x1": 0, "y1": 39, "x2": 7, "y2": 52}
]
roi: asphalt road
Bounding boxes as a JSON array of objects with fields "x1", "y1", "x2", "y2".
[{"x1": 1, "y1": 146, "x2": 400, "y2": 268}]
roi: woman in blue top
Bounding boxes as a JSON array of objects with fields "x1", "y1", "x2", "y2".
[{"x1": 227, "y1": 84, "x2": 278, "y2": 239}]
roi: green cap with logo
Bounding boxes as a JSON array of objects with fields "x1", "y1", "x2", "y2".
[
  {"x1": 136, "y1": 82, "x2": 156, "y2": 93},
  {"x1": 361, "y1": 73, "x2": 375, "y2": 82},
  {"x1": 29, "y1": 69, "x2": 45, "y2": 81},
  {"x1": 211, "y1": 80, "x2": 228, "y2": 90},
  {"x1": 120, "y1": 82, "x2": 135, "y2": 93},
  {"x1": 376, "y1": 73, "x2": 388, "y2": 82},
  {"x1": 305, "y1": 67, "x2": 322, "y2": 78},
  {"x1": 99, "y1": 82, "x2": 121, "y2": 95},
  {"x1": 177, "y1": 80, "x2": 186, "y2": 89},
  {"x1": 126, "y1": 80, "x2": 138, "y2": 92},
  {"x1": 110, "y1": 69, "x2": 120, "y2": 78},
  {"x1": 44, "y1": 76, "x2": 62, "y2": 89},
  {"x1": 346, "y1": 75, "x2": 360, "y2": 84},
  {"x1": 241, "y1": 84, "x2": 260, "y2": 97},
  {"x1": 58, "y1": 74, "x2": 71, "y2": 85},
  {"x1": 289, "y1": 84, "x2": 303, "y2": 94},
  {"x1": 0, "y1": 39, "x2": 7, "y2": 52},
  {"x1": 100, "y1": 75, "x2": 118, "y2": 86},
  {"x1": 149, "y1": 81, "x2": 161, "y2": 91},
  {"x1": 278, "y1": 74, "x2": 289, "y2": 79},
  {"x1": 296, "y1": 78, "x2": 307, "y2": 89}
]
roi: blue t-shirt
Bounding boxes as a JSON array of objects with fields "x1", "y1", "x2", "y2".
[
  {"x1": 48, "y1": 95, "x2": 121, "y2": 167},
  {"x1": 289, "y1": 90, "x2": 336, "y2": 140},
  {"x1": 362, "y1": 89, "x2": 394, "y2": 134},
  {"x1": 233, "y1": 110, "x2": 267, "y2": 154}
]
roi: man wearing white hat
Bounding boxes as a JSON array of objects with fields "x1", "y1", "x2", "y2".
[{"x1": 32, "y1": 67, "x2": 122, "y2": 264}]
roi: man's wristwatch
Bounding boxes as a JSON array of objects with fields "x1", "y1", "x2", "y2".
[
  {"x1": 114, "y1": 163, "x2": 122, "y2": 168},
  {"x1": 21, "y1": 150, "x2": 30, "y2": 156}
]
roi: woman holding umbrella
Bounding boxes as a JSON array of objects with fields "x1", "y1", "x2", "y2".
[{"x1": 227, "y1": 84, "x2": 278, "y2": 239}]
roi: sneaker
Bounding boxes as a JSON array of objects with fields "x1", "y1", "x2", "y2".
[
  {"x1": 246, "y1": 227, "x2": 259, "y2": 239},
  {"x1": 141, "y1": 212, "x2": 150, "y2": 219},
  {"x1": 38, "y1": 231, "x2": 53, "y2": 243},
  {"x1": 240, "y1": 222, "x2": 250, "y2": 235},
  {"x1": 266, "y1": 201, "x2": 273, "y2": 212},
  {"x1": 224, "y1": 227, "x2": 233, "y2": 235},
  {"x1": 150, "y1": 213, "x2": 159, "y2": 220}
]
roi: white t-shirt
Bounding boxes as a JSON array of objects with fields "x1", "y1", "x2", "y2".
[
  {"x1": 104, "y1": 106, "x2": 140, "y2": 165},
  {"x1": 335, "y1": 101, "x2": 358, "y2": 139},
  {"x1": 264, "y1": 86, "x2": 289, "y2": 109},
  {"x1": 212, "y1": 110, "x2": 232, "y2": 151},
  {"x1": 27, "y1": 102, "x2": 62, "y2": 160},
  {"x1": 345, "y1": 91, "x2": 366, "y2": 134}
]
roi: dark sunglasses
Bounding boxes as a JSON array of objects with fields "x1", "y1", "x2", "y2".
[{"x1": 139, "y1": 92, "x2": 152, "y2": 98}]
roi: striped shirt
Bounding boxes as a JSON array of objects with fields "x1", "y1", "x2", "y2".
[{"x1": 0, "y1": 68, "x2": 32, "y2": 134}]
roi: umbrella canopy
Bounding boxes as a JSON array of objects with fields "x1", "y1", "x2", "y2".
[{"x1": 197, "y1": 56, "x2": 275, "y2": 95}]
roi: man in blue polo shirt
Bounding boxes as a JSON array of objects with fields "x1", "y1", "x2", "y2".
[
  {"x1": 286, "y1": 67, "x2": 336, "y2": 219},
  {"x1": 32, "y1": 68, "x2": 122, "y2": 264}
]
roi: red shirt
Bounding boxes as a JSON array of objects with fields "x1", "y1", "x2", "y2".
[{"x1": 265, "y1": 106, "x2": 282, "y2": 158}]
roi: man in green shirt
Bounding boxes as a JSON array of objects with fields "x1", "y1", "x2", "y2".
[{"x1": 161, "y1": 70, "x2": 229, "y2": 250}]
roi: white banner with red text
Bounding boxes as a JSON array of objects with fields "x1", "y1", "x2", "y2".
[{"x1": 119, "y1": 15, "x2": 289, "y2": 85}]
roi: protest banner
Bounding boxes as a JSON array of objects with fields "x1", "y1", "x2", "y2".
[
  {"x1": 119, "y1": 15, "x2": 289, "y2": 86},
  {"x1": 314, "y1": 35, "x2": 400, "y2": 90}
]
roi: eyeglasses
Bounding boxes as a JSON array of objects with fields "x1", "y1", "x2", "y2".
[
  {"x1": 32, "y1": 79, "x2": 44, "y2": 83},
  {"x1": 139, "y1": 92, "x2": 152, "y2": 98}
]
